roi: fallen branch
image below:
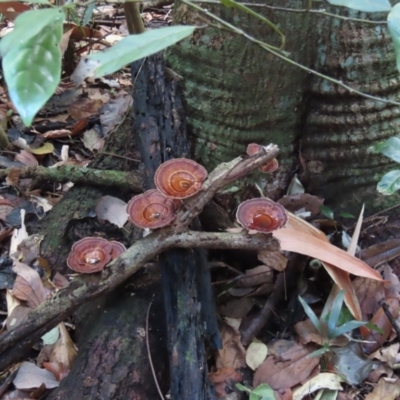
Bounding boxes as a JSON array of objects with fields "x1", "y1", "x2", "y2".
[
  {"x1": 0, "y1": 145, "x2": 279, "y2": 369},
  {"x1": 0, "y1": 165, "x2": 142, "y2": 192}
]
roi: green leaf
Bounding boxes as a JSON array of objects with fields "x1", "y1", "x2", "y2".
[
  {"x1": 327, "y1": 0, "x2": 391, "y2": 12},
  {"x1": 251, "y1": 384, "x2": 276, "y2": 400},
  {"x1": 220, "y1": 0, "x2": 234, "y2": 7},
  {"x1": 0, "y1": 0, "x2": 50, "y2": 2},
  {"x1": 298, "y1": 296, "x2": 321, "y2": 333},
  {"x1": 365, "y1": 322, "x2": 384, "y2": 334},
  {"x1": 320, "y1": 205, "x2": 334, "y2": 220},
  {"x1": 374, "y1": 136, "x2": 400, "y2": 163},
  {"x1": 331, "y1": 320, "x2": 368, "y2": 337},
  {"x1": 236, "y1": 383, "x2": 251, "y2": 393},
  {"x1": 328, "y1": 290, "x2": 345, "y2": 337},
  {"x1": 307, "y1": 345, "x2": 331, "y2": 359},
  {"x1": 73, "y1": 26, "x2": 195, "y2": 83},
  {"x1": 0, "y1": 8, "x2": 64, "y2": 56},
  {"x1": 377, "y1": 170, "x2": 400, "y2": 195},
  {"x1": 388, "y1": 5, "x2": 400, "y2": 73},
  {"x1": 3, "y1": 16, "x2": 63, "y2": 126},
  {"x1": 83, "y1": 2, "x2": 96, "y2": 26},
  {"x1": 338, "y1": 212, "x2": 355, "y2": 219}
]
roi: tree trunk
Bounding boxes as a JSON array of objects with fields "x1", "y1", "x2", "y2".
[
  {"x1": 302, "y1": 5, "x2": 400, "y2": 214},
  {"x1": 167, "y1": 0, "x2": 400, "y2": 213}
]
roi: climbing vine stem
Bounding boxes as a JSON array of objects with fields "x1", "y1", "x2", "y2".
[{"x1": 183, "y1": 0, "x2": 400, "y2": 107}]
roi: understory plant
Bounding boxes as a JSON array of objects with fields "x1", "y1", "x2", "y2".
[
  {"x1": 298, "y1": 290, "x2": 372, "y2": 357},
  {"x1": 375, "y1": 136, "x2": 400, "y2": 195}
]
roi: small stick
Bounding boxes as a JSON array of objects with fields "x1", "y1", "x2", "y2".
[
  {"x1": 146, "y1": 299, "x2": 165, "y2": 400},
  {"x1": 382, "y1": 302, "x2": 400, "y2": 340}
]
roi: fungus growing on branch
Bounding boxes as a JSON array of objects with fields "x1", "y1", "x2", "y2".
[
  {"x1": 236, "y1": 198, "x2": 287, "y2": 234},
  {"x1": 246, "y1": 143, "x2": 279, "y2": 173},
  {"x1": 126, "y1": 189, "x2": 178, "y2": 229},
  {"x1": 154, "y1": 158, "x2": 208, "y2": 199},
  {"x1": 67, "y1": 237, "x2": 113, "y2": 273}
]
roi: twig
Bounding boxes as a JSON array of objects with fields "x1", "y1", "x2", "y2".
[
  {"x1": 175, "y1": 144, "x2": 280, "y2": 229},
  {"x1": 241, "y1": 270, "x2": 285, "y2": 346},
  {"x1": 382, "y1": 302, "x2": 400, "y2": 340},
  {"x1": 0, "y1": 148, "x2": 280, "y2": 370},
  {"x1": 146, "y1": 299, "x2": 165, "y2": 400},
  {"x1": 183, "y1": 0, "x2": 400, "y2": 108},
  {"x1": 0, "y1": 165, "x2": 142, "y2": 192},
  {"x1": 193, "y1": 0, "x2": 388, "y2": 25}
]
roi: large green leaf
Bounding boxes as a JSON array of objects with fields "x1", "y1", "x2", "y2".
[
  {"x1": 250, "y1": 384, "x2": 276, "y2": 400},
  {"x1": 374, "y1": 136, "x2": 400, "y2": 163},
  {"x1": 377, "y1": 170, "x2": 400, "y2": 195},
  {"x1": 3, "y1": 19, "x2": 63, "y2": 126},
  {"x1": 72, "y1": 26, "x2": 195, "y2": 84},
  {"x1": 327, "y1": 0, "x2": 391, "y2": 12},
  {"x1": 0, "y1": 0, "x2": 50, "y2": 2},
  {"x1": 0, "y1": 8, "x2": 64, "y2": 56},
  {"x1": 388, "y1": 5, "x2": 400, "y2": 72}
]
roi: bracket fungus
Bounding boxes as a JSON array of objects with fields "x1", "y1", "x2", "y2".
[
  {"x1": 236, "y1": 198, "x2": 287, "y2": 234},
  {"x1": 67, "y1": 237, "x2": 125, "y2": 273},
  {"x1": 246, "y1": 143, "x2": 279, "y2": 173},
  {"x1": 154, "y1": 158, "x2": 208, "y2": 199},
  {"x1": 126, "y1": 189, "x2": 178, "y2": 229},
  {"x1": 110, "y1": 241, "x2": 126, "y2": 258}
]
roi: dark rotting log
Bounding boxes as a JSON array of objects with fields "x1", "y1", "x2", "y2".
[{"x1": 131, "y1": 53, "x2": 220, "y2": 399}]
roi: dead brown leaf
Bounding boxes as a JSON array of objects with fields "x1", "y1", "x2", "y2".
[
  {"x1": 364, "y1": 377, "x2": 400, "y2": 400},
  {"x1": 6, "y1": 303, "x2": 31, "y2": 330},
  {"x1": 253, "y1": 342, "x2": 320, "y2": 390},
  {"x1": 218, "y1": 298, "x2": 254, "y2": 319},
  {"x1": 12, "y1": 261, "x2": 47, "y2": 308},
  {"x1": 70, "y1": 118, "x2": 88, "y2": 136},
  {"x1": 0, "y1": 203, "x2": 14, "y2": 221},
  {"x1": 6, "y1": 167, "x2": 19, "y2": 186},
  {"x1": 353, "y1": 277, "x2": 385, "y2": 317},
  {"x1": 49, "y1": 323, "x2": 77, "y2": 369},
  {"x1": 238, "y1": 265, "x2": 273, "y2": 288},
  {"x1": 278, "y1": 193, "x2": 324, "y2": 217},
  {"x1": 60, "y1": 28, "x2": 74, "y2": 57},
  {"x1": 273, "y1": 214, "x2": 382, "y2": 281},
  {"x1": 371, "y1": 343, "x2": 399, "y2": 369},
  {"x1": 216, "y1": 322, "x2": 246, "y2": 369},
  {"x1": 0, "y1": 1, "x2": 30, "y2": 19},
  {"x1": 82, "y1": 129, "x2": 105, "y2": 152},
  {"x1": 15, "y1": 150, "x2": 39, "y2": 167},
  {"x1": 68, "y1": 98, "x2": 103, "y2": 119},
  {"x1": 295, "y1": 319, "x2": 348, "y2": 347},
  {"x1": 209, "y1": 367, "x2": 242, "y2": 398},
  {"x1": 257, "y1": 250, "x2": 287, "y2": 272},
  {"x1": 16, "y1": 234, "x2": 44, "y2": 264},
  {"x1": 42, "y1": 129, "x2": 72, "y2": 139}
]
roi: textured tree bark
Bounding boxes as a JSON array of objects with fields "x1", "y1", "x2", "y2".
[
  {"x1": 167, "y1": 0, "x2": 315, "y2": 198},
  {"x1": 45, "y1": 282, "x2": 168, "y2": 400},
  {"x1": 167, "y1": 0, "x2": 400, "y2": 213},
  {"x1": 302, "y1": 5, "x2": 400, "y2": 213}
]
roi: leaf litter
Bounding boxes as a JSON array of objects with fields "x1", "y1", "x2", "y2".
[{"x1": 1, "y1": 2, "x2": 400, "y2": 399}]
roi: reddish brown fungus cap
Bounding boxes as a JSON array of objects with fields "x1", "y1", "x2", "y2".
[
  {"x1": 126, "y1": 189, "x2": 177, "y2": 229},
  {"x1": 259, "y1": 158, "x2": 279, "y2": 173},
  {"x1": 67, "y1": 237, "x2": 113, "y2": 273},
  {"x1": 246, "y1": 143, "x2": 279, "y2": 173},
  {"x1": 236, "y1": 198, "x2": 287, "y2": 233},
  {"x1": 110, "y1": 241, "x2": 126, "y2": 258},
  {"x1": 154, "y1": 158, "x2": 208, "y2": 199},
  {"x1": 246, "y1": 143, "x2": 263, "y2": 156}
]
